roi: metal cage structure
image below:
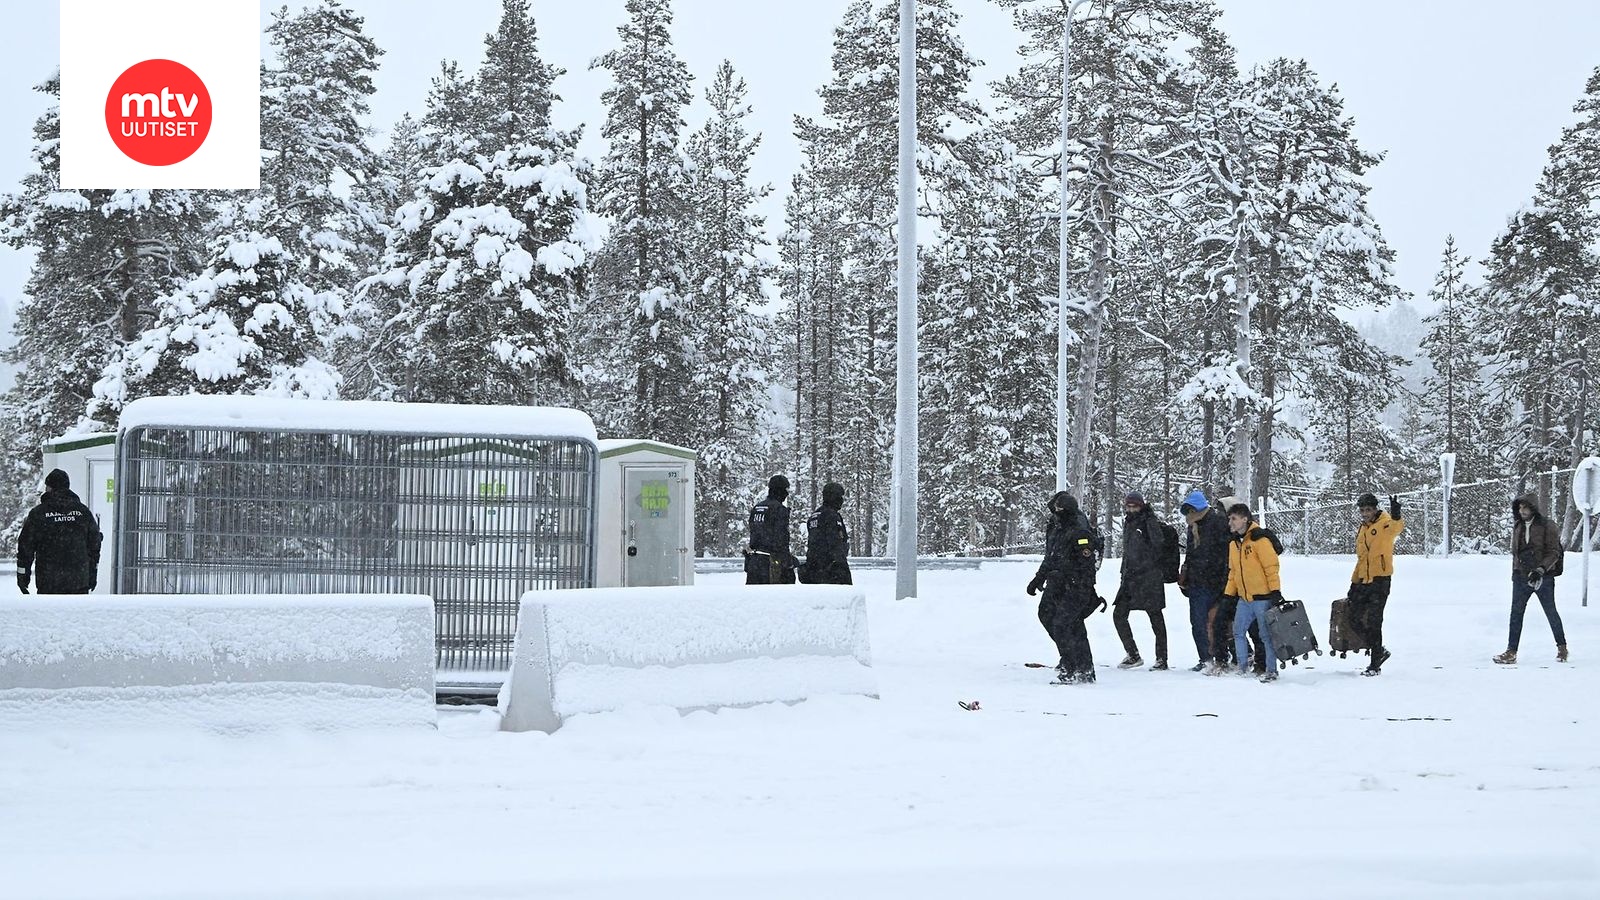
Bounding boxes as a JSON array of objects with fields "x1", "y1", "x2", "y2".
[{"x1": 112, "y1": 398, "x2": 598, "y2": 691}]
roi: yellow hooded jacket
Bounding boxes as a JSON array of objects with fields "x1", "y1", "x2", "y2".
[
  {"x1": 1225, "y1": 524, "x2": 1281, "y2": 602},
  {"x1": 1352, "y1": 511, "x2": 1405, "y2": 583}
]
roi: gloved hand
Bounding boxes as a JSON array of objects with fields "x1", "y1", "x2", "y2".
[
  {"x1": 1223, "y1": 593, "x2": 1240, "y2": 604},
  {"x1": 1389, "y1": 495, "x2": 1402, "y2": 520},
  {"x1": 1027, "y1": 575, "x2": 1045, "y2": 596},
  {"x1": 1264, "y1": 590, "x2": 1286, "y2": 604},
  {"x1": 1527, "y1": 567, "x2": 1545, "y2": 589},
  {"x1": 16, "y1": 570, "x2": 29, "y2": 594}
]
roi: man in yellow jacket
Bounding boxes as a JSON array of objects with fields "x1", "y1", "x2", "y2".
[
  {"x1": 1223, "y1": 502, "x2": 1281, "y2": 683},
  {"x1": 1351, "y1": 493, "x2": 1403, "y2": 676}
]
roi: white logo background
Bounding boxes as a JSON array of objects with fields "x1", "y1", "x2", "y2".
[{"x1": 59, "y1": 0, "x2": 259, "y2": 189}]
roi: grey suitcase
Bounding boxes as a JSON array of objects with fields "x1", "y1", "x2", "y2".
[{"x1": 1265, "y1": 599, "x2": 1322, "y2": 668}]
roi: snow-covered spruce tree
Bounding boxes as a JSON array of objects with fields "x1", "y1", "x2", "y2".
[
  {"x1": 93, "y1": 0, "x2": 384, "y2": 416},
  {"x1": 0, "y1": 74, "x2": 205, "y2": 527},
  {"x1": 680, "y1": 60, "x2": 774, "y2": 555},
  {"x1": 1418, "y1": 237, "x2": 1500, "y2": 477},
  {"x1": 586, "y1": 0, "x2": 695, "y2": 442},
  {"x1": 919, "y1": 137, "x2": 1055, "y2": 553},
  {"x1": 358, "y1": 2, "x2": 593, "y2": 407},
  {"x1": 781, "y1": 0, "x2": 986, "y2": 553}
]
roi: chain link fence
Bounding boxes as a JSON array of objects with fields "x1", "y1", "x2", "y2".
[{"x1": 1262, "y1": 466, "x2": 1594, "y2": 557}]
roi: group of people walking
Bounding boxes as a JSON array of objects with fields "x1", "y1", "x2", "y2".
[{"x1": 1026, "y1": 486, "x2": 1573, "y2": 684}]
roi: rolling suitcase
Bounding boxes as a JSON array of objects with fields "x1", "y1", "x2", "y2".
[
  {"x1": 1327, "y1": 597, "x2": 1371, "y2": 658},
  {"x1": 1264, "y1": 598, "x2": 1321, "y2": 668}
]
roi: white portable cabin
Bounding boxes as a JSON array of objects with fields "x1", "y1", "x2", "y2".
[
  {"x1": 596, "y1": 439, "x2": 697, "y2": 588},
  {"x1": 39, "y1": 432, "x2": 118, "y2": 594}
]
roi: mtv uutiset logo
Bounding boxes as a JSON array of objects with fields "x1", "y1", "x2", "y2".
[
  {"x1": 60, "y1": 0, "x2": 258, "y2": 189},
  {"x1": 105, "y1": 59, "x2": 213, "y2": 166}
]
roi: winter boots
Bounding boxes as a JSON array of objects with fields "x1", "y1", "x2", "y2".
[
  {"x1": 1492, "y1": 650, "x2": 1517, "y2": 665},
  {"x1": 1149, "y1": 659, "x2": 1169, "y2": 671},
  {"x1": 1258, "y1": 671, "x2": 1278, "y2": 683},
  {"x1": 1189, "y1": 660, "x2": 1208, "y2": 672},
  {"x1": 1116, "y1": 655, "x2": 1143, "y2": 669},
  {"x1": 1362, "y1": 649, "x2": 1391, "y2": 676},
  {"x1": 1558, "y1": 644, "x2": 1569, "y2": 663}
]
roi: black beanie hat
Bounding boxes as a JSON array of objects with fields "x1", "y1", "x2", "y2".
[
  {"x1": 45, "y1": 468, "x2": 70, "y2": 491},
  {"x1": 822, "y1": 482, "x2": 845, "y2": 508},
  {"x1": 768, "y1": 474, "x2": 790, "y2": 498},
  {"x1": 1357, "y1": 493, "x2": 1379, "y2": 509}
]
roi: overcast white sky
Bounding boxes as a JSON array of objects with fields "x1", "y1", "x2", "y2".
[{"x1": 2, "y1": 0, "x2": 1599, "y2": 322}]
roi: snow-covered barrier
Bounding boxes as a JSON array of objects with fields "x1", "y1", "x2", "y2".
[
  {"x1": 499, "y1": 585, "x2": 874, "y2": 733},
  {"x1": 0, "y1": 594, "x2": 436, "y2": 732}
]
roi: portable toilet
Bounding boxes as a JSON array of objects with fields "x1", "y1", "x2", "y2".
[
  {"x1": 596, "y1": 439, "x2": 696, "y2": 587},
  {"x1": 39, "y1": 432, "x2": 117, "y2": 593}
]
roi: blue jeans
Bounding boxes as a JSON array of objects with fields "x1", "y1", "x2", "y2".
[
  {"x1": 1509, "y1": 574, "x2": 1566, "y2": 651},
  {"x1": 1234, "y1": 599, "x2": 1278, "y2": 672},
  {"x1": 1188, "y1": 586, "x2": 1220, "y2": 661}
]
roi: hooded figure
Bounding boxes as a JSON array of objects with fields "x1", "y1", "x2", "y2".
[
  {"x1": 17, "y1": 469, "x2": 103, "y2": 594},
  {"x1": 1494, "y1": 495, "x2": 1568, "y2": 664},
  {"x1": 800, "y1": 482, "x2": 852, "y2": 585},
  {"x1": 1113, "y1": 492, "x2": 1170, "y2": 670},
  {"x1": 1026, "y1": 491, "x2": 1101, "y2": 683},
  {"x1": 745, "y1": 475, "x2": 798, "y2": 584}
]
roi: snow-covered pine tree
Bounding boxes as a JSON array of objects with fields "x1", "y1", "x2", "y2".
[
  {"x1": 471, "y1": 0, "x2": 559, "y2": 150},
  {"x1": 586, "y1": 0, "x2": 695, "y2": 443},
  {"x1": 1222, "y1": 59, "x2": 1399, "y2": 505},
  {"x1": 993, "y1": 0, "x2": 1227, "y2": 510},
  {"x1": 0, "y1": 74, "x2": 205, "y2": 516},
  {"x1": 919, "y1": 136, "x2": 1055, "y2": 553},
  {"x1": 1418, "y1": 237, "x2": 1499, "y2": 482},
  {"x1": 781, "y1": 0, "x2": 986, "y2": 553},
  {"x1": 358, "y1": 2, "x2": 593, "y2": 407},
  {"x1": 680, "y1": 60, "x2": 774, "y2": 555},
  {"x1": 1306, "y1": 319, "x2": 1409, "y2": 498},
  {"x1": 93, "y1": 0, "x2": 382, "y2": 416},
  {"x1": 1477, "y1": 174, "x2": 1598, "y2": 521},
  {"x1": 776, "y1": 141, "x2": 856, "y2": 531}
]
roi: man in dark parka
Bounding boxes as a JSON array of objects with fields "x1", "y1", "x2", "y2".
[
  {"x1": 17, "y1": 468, "x2": 103, "y2": 595},
  {"x1": 800, "y1": 482, "x2": 852, "y2": 585},
  {"x1": 1114, "y1": 491, "x2": 1169, "y2": 670},
  {"x1": 1027, "y1": 491, "x2": 1102, "y2": 684}
]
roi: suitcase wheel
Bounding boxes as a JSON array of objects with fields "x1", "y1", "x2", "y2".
[
  {"x1": 1340, "y1": 651, "x2": 1347, "y2": 659},
  {"x1": 1279, "y1": 660, "x2": 1287, "y2": 670},
  {"x1": 1291, "y1": 657, "x2": 1299, "y2": 665},
  {"x1": 1314, "y1": 649, "x2": 1322, "y2": 656}
]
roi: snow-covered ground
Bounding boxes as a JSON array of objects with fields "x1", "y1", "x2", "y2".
[{"x1": 2, "y1": 554, "x2": 1595, "y2": 899}]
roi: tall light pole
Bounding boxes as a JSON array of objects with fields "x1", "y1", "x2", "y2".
[
  {"x1": 895, "y1": 0, "x2": 918, "y2": 600},
  {"x1": 1056, "y1": 0, "x2": 1094, "y2": 492}
]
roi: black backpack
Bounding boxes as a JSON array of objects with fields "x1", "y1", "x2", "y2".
[{"x1": 1159, "y1": 520, "x2": 1181, "y2": 583}]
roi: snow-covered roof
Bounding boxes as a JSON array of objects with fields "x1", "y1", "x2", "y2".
[
  {"x1": 597, "y1": 438, "x2": 697, "y2": 460},
  {"x1": 118, "y1": 396, "x2": 598, "y2": 443}
]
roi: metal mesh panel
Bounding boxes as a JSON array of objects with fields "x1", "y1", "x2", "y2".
[
  {"x1": 1260, "y1": 467, "x2": 1583, "y2": 557},
  {"x1": 115, "y1": 427, "x2": 596, "y2": 679}
]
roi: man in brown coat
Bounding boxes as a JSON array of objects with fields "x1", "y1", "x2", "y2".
[{"x1": 1493, "y1": 494, "x2": 1569, "y2": 665}]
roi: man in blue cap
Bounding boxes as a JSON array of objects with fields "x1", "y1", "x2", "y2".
[{"x1": 1178, "y1": 489, "x2": 1230, "y2": 672}]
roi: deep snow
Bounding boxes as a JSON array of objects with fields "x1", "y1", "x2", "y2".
[{"x1": 0, "y1": 554, "x2": 1595, "y2": 899}]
